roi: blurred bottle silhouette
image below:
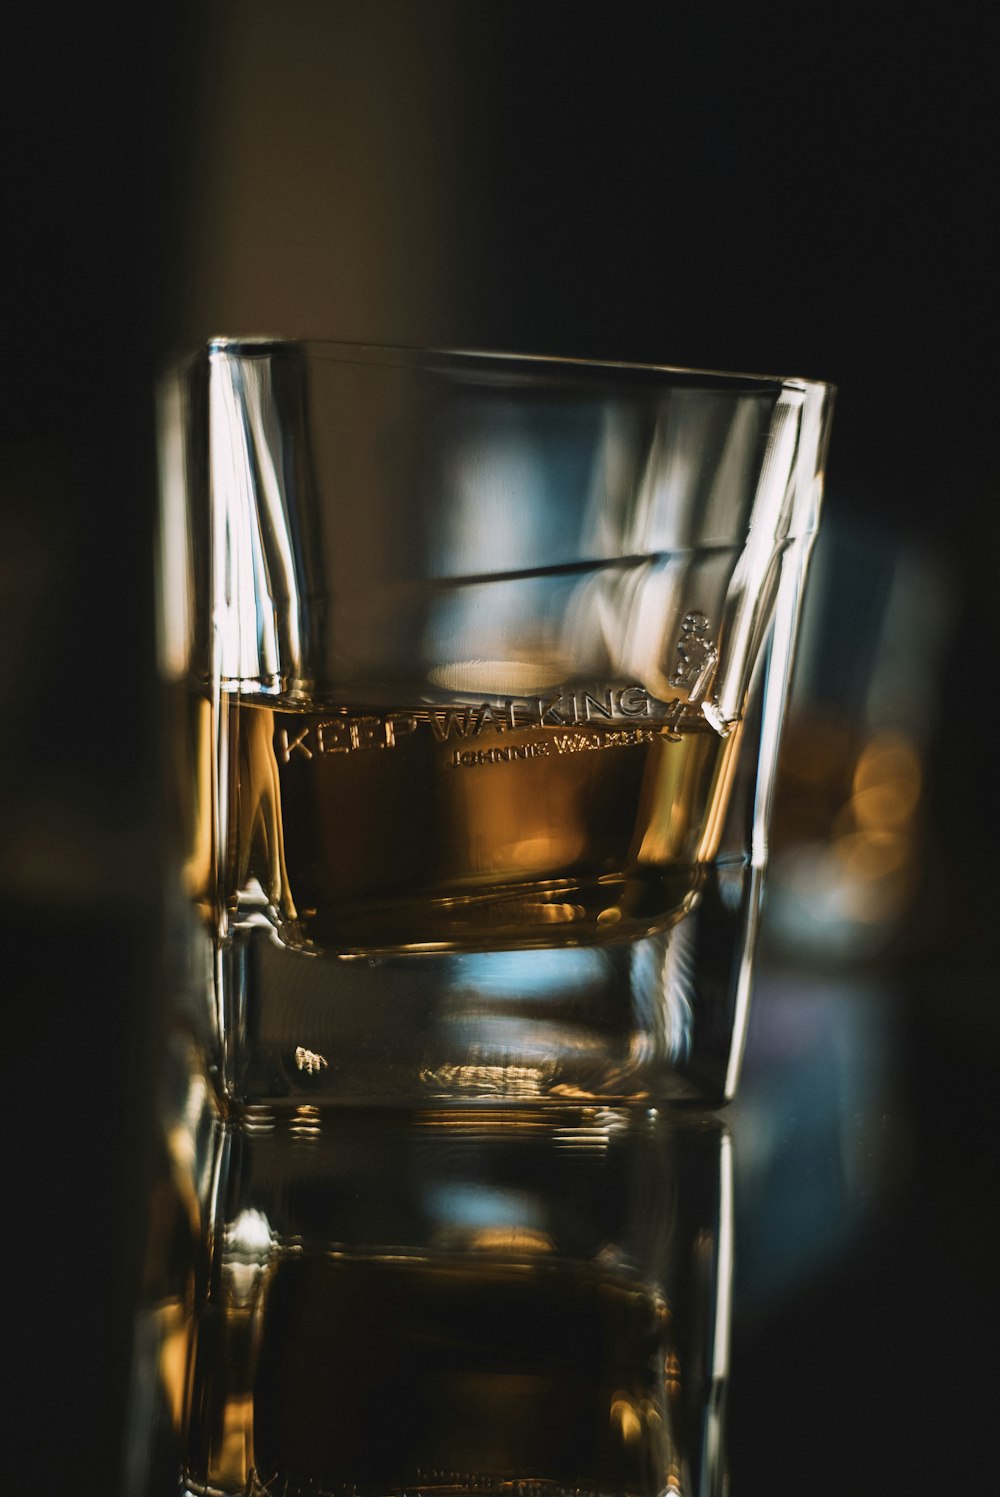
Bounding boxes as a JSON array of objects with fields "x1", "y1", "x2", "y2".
[
  {"x1": 765, "y1": 517, "x2": 951, "y2": 965},
  {"x1": 732, "y1": 518, "x2": 953, "y2": 1307}
]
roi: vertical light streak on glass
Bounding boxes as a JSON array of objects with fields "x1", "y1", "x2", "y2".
[
  {"x1": 579, "y1": 404, "x2": 639, "y2": 559},
  {"x1": 722, "y1": 862, "x2": 764, "y2": 1105},
  {"x1": 722, "y1": 387, "x2": 832, "y2": 1101},
  {"x1": 204, "y1": 1117, "x2": 229, "y2": 1271},
  {"x1": 746, "y1": 382, "x2": 833, "y2": 875},
  {"x1": 700, "y1": 397, "x2": 764, "y2": 543},
  {"x1": 629, "y1": 930, "x2": 694, "y2": 1067},
  {"x1": 699, "y1": 1125, "x2": 733, "y2": 1489},
  {"x1": 209, "y1": 350, "x2": 280, "y2": 685},
  {"x1": 713, "y1": 1128, "x2": 734, "y2": 1382},
  {"x1": 626, "y1": 392, "x2": 699, "y2": 553},
  {"x1": 714, "y1": 387, "x2": 804, "y2": 725},
  {"x1": 240, "y1": 357, "x2": 304, "y2": 673},
  {"x1": 615, "y1": 554, "x2": 689, "y2": 697}
]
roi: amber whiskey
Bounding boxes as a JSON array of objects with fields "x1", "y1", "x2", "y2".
[{"x1": 220, "y1": 685, "x2": 742, "y2": 954}]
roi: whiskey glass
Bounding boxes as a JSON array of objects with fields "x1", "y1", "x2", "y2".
[{"x1": 159, "y1": 341, "x2": 833, "y2": 1107}]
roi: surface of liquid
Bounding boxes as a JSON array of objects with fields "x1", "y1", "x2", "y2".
[{"x1": 223, "y1": 693, "x2": 741, "y2": 953}]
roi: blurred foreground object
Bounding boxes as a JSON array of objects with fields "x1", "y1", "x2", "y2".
[
  {"x1": 765, "y1": 520, "x2": 951, "y2": 964},
  {"x1": 733, "y1": 519, "x2": 954, "y2": 1307}
]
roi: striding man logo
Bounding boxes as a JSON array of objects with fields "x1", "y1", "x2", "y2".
[{"x1": 669, "y1": 611, "x2": 719, "y2": 702}]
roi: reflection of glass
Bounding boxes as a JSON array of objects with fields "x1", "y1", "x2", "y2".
[
  {"x1": 161, "y1": 342, "x2": 833, "y2": 1105},
  {"x1": 126, "y1": 1074, "x2": 731, "y2": 1497}
]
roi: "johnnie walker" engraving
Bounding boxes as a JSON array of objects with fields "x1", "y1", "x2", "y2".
[{"x1": 446, "y1": 725, "x2": 665, "y2": 770}]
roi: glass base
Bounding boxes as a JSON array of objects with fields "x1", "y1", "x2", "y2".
[{"x1": 203, "y1": 856, "x2": 760, "y2": 1110}]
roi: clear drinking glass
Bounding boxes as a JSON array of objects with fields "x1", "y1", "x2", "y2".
[{"x1": 158, "y1": 341, "x2": 833, "y2": 1107}]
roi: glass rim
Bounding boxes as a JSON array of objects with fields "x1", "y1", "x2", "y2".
[{"x1": 188, "y1": 335, "x2": 835, "y2": 398}]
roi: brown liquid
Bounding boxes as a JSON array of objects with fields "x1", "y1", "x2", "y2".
[{"x1": 219, "y1": 697, "x2": 741, "y2": 953}]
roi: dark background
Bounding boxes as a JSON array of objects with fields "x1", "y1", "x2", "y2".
[{"x1": 3, "y1": 4, "x2": 995, "y2": 1492}]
